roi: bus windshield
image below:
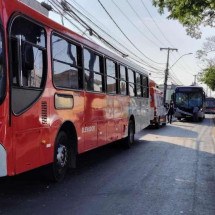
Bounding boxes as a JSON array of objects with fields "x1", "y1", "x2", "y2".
[
  {"x1": 0, "y1": 32, "x2": 5, "y2": 103},
  {"x1": 176, "y1": 91, "x2": 203, "y2": 109}
]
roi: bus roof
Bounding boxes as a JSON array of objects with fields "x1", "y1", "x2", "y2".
[{"x1": 175, "y1": 86, "x2": 204, "y2": 90}]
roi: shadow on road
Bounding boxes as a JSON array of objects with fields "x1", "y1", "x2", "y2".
[
  {"x1": 143, "y1": 123, "x2": 198, "y2": 138},
  {"x1": 0, "y1": 117, "x2": 215, "y2": 215}
]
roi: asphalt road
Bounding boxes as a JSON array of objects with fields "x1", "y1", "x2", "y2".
[{"x1": 0, "y1": 115, "x2": 215, "y2": 215}]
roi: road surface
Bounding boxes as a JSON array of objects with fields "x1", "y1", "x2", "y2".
[{"x1": 0, "y1": 115, "x2": 215, "y2": 215}]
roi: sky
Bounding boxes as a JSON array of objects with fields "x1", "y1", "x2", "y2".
[{"x1": 38, "y1": 0, "x2": 215, "y2": 95}]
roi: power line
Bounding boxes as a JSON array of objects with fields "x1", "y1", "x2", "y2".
[
  {"x1": 53, "y1": 0, "x2": 130, "y2": 57},
  {"x1": 140, "y1": 0, "x2": 175, "y2": 48},
  {"x1": 126, "y1": 0, "x2": 166, "y2": 47},
  {"x1": 49, "y1": 0, "x2": 165, "y2": 73},
  {"x1": 70, "y1": 0, "x2": 164, "y2": 70},
  {"x1": 61, "y1": 0, "x2": 165, "y2": 71},
  {"x1": 60, "y1": 0, "x2": 165, "y2": 71},
  {"x1": 97, "y1": 0, "x2": 164, "y2": 65},
  {"x1": 139, "y1": 0, "x2": 196, "y2": 76},
  {"x1": 48, "y1": 0, "x2": 94, "y2": 40},
  {"x1": 111, "y1": 0, "x2": 160, "y2": 47}
]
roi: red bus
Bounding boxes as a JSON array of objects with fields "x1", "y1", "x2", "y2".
[
  {"x1": 0, "y1": 0, "x2": 150, "y2": 181},
  {"x1": 149, "y1": 80, "x2": 167, "y2": 128}
]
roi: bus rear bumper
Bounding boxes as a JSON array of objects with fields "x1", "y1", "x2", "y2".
[{"x1": 0, "y1": 144, "x2": 7, "y2": 177}]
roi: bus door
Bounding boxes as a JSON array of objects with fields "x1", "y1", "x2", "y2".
[
  {"x1": 9, "y1": 16, "x2": 47, "y2": 174},
  {"x1": 83, "y1": 92, "x2": 107, "y2": 149},
  {"x1": 106, "y1": 95, "x2": 116, "y2": 142}
]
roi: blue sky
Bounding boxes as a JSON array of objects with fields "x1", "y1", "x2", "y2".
[{"x1": 38, "y1": 0, "x2": 214, "y2": 94}]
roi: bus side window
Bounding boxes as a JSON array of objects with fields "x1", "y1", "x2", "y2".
[
  {"x1": 9, "y1": 16, "x2": 47, "y2": 114},
  {"x1": 84, "y1": 49, "x2": 104, "y2": 92},
  {"x1": 106, "y1": 59, "x2": 117, "y2": 94},
  {"x1": 10, "y1": 16, "x2": 46, "y2": 89},
  {"x1": 119, "y1": 65, "x2": 127, "y2": 95},
  {"x1": 128, "y1": 69, "x2": 135, "y2": 97},
  {"x1": 142, "y1": 75, "x2": 149, "y2": 98},
  {"x1": 136, "y1": 72, "x2": 142, "y2": 97},
  {"x1": 52, "y1": 34, "x2": 82, "y2": 90}
]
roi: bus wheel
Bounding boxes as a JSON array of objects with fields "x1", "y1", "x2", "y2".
[
  {"x1": 124, "y1": 120, "x2": 134, "y2": 148},
  {"x1": 48, "y1": 131, "x2": 69, "y2": 182}
]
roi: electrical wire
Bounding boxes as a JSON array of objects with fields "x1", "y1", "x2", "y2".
[
  {"x1": 97, "y1": 0, "x2": 164, "y2": 65},
  {"x1": 52, "y1": 0, "x2": 130, "y2": 58},
  {"x1": 140, "y1": 0, "x2": 175, "y2": 48},
  {"x1": 53, "y1": 0, "x2": 166, "y2": 72},
  {"x1": 125, "y1": 0, "x2": 166, "y2": 47},
  {"x1": 111, "y1": 0, "x2": 161, "y2": 47},
  {"x1": 61, "y1": 0, "x2": 163, "y2": 70},
  {"x1": 48, "y1": 0, "x2": 94, "y2": 41}
]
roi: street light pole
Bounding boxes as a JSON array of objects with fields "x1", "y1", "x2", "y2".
[
  {"x1": 160, "y1": 47, "x2": 178, "y2": 104},
  {"x1": 169, "y1": 52, "x2": 193, "y2": 70}
]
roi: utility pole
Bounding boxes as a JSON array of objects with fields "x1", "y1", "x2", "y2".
[
  {"x1": 160, "y1": 47, "x2": 178, "y2": 104},
  {"x1": 193, "y1": 74, "x2": 197, "y2": 86}
]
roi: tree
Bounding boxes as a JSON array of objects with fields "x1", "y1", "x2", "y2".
[
  {"x1": 152, "y1": 0, "x2": 215, "y2": 38},
  {"x1": 196, "y1": 36, "x2": 215, "y2": 61},
  {"x1": 197, "y1": 36, "x2": 215, "y2": 90},
  {"x1": 200, "y1": 66, "x2": 215, "y2": 90}
]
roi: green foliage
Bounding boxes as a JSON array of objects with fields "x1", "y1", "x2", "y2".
[
  {"x1": 196, "y1": 36, "x2": 215, "y2": 90},
  {"x1": 152, "y1": 0, "x2": 215, "y2": 38},
  {"x1": 200, "y1": 66, "x2": 215, "y2": 90}
]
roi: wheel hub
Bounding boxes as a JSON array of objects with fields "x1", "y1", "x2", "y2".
[{"x1": 56, "y1": 144, "x2": 68, "y2": 167}]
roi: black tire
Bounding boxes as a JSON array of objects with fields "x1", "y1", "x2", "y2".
[
  {"x1": 193, "y1": 114, "x2": 198, "y2": 122},
  {"x1": 46, "y1": 131, "x2": 69, "y2": 182},
  {"x1": 177, "y1": 117, "x2": 181, "y2": 121},
  {"x1": 199, "y1": 117, "x2": 203, "y2": 122},
  {"x1": 124, "y1": 120, "x2": 135, "y2": 148}
]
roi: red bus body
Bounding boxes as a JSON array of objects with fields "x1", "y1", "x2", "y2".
[
  {"x1": 149, "y1": 80, "x2": 166, "y2": 127},
  {"x1": 0, "y1": 0, "x2": 150, "y2": 179}
]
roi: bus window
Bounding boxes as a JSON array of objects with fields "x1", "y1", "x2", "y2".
[
  {"x1": 52, "y1": 34, "x2": 82, "y2": 89},
  {"x1": 142, "y1": 75, "x2": 149, "y2": 98},
  {"x1": 136, "y1": 72, "x2": 142, "y2": 97},
  {"x1": 128, "y1": 69, "x2": 135, "y2": 97},
  {"x1": 106, "y1": 59, "x2": 117, "y2": 94},
  {"x1": 119, "y1": 65, "x2": 127, "y2": 95},
  {"x1": 10, "y1": 16, "x2": 47, "y2": 114},
  {"x1": 84, "y1": 49, "x2": 104, "y2": 92},
  {"x1": 10, "y1": 17, "x2": 46, "y2": 89}
]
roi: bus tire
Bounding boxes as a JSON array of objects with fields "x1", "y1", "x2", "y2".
[
  {"x1": 124, "y1": 120, "x2": 135, "y2": 148},
  {"x1": 47, "y1": 131, "x2": 69, "y2": 182}
]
